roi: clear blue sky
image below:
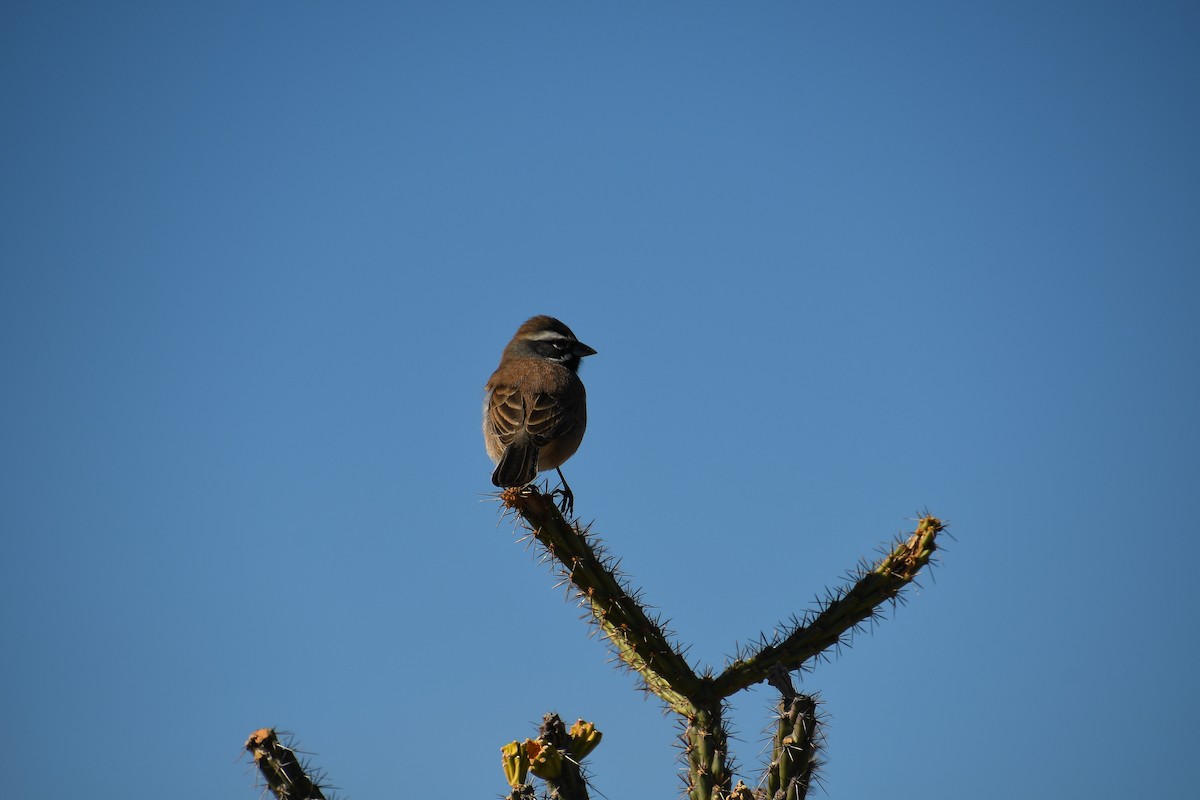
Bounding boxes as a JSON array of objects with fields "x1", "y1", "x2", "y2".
[{"x1": 3, "y1": 2, "x2": 1197, "y2": 798}]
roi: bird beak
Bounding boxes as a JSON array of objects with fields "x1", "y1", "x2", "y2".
[{"x1": 574, "y1": 342, "x2": 597, "y2": 357}]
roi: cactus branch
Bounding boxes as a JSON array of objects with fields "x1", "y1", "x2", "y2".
[
  {"x1": 713, "y1": 515, "x2": 943, "y2": 697},
  {"x1": 502, "y1": 486, "x2": 701, "y2": 713},
  {"x1": 538, "y1": 713, "x2": 591, "y2": 800},
  {"x1": 764, "y1": 668, "x2": 820, "y2": 800},
  {"x1": 244, "y1": 728, "x2": 327, "y2": 800},
  {"x1": 682, "y1": 699, "x2": 733, "y2": 800}
]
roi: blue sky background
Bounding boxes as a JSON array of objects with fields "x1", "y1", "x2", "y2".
[{"x1": 2, "y1": 2, "x2": 1198, "y2": 798}]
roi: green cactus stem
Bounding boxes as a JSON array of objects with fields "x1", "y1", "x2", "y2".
[
  {"x1": 712, "y1": 515, "x2": 943, "y2": 697},
  {"x1": 683, "y1": 701, "x2": 733, "y2": 800},
  {"x1": 502, "y1": 487, "x2": 701, "y2": 714},
  {"x1": 764, "y1": 669, "x2": 820, "y2": 800}
]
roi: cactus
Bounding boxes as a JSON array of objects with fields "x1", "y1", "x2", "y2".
[
  {"x1": 242, "y1": 487, "x2": 943, "y2": 800},
  {"x1": 497, "y1": 485, "x2": 944, "y2": 799},
  {"x1": 244, "y1": 728, "x2": 328, "y2": 800},
  {"x1": 500, "y1": 714, "x2": 600, "y2": 800}
]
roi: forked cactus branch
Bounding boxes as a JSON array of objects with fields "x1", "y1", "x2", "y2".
[{"x1": 501, "y1": 485, "x2": 944, "y2": 799}]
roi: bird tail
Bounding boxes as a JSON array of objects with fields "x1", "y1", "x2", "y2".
[{"x1": 492, "y1": 442, "x2": 539, "y2": 488}]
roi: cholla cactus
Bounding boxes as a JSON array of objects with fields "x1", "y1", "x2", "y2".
[
  {"x1": 499, "y1": 486, "x2": 944, "y2": 799},
  {"x1": 242, "y1": 489, "x2": 943, "y2": 800}
]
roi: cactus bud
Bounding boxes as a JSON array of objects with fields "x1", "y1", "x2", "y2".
[
  {"x1": 526, "y1": 739, "x2": 563, "y2": 780},
  {"x1": 730, "y1": 781, "x2": 755, "y2": 800},
  {"x1": 501, "y1": 740, "x2": 529, "y2": 787},
  {"x1": 567, "y1": 719, "x2": 603, "y2": 760}
]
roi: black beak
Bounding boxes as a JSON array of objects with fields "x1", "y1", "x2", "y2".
[{"x1": 574, "y1": 342, "x2": 597, "y2": 358}]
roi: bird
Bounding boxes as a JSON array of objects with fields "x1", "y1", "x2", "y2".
[{"x1": 483, "y1": 315, "x2": 596, "y2": 515}]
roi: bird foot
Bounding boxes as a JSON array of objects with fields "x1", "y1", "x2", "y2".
[
  {"x1": 550, "y1": 485, "x2": 575, "y2": 517},
  {"x1": 550, "y1": 468, "x2": 576, "y2": 517}
]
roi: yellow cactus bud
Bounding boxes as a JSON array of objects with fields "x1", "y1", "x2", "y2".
[
  {"x1": 730, "y1": 780, "x2": 755, "y2": 800},
  {"x1": 568, "y1": 719, "x2": 603, "y2": 760},
  {"x1": 526, "y1": 739, "x2": 563, "y2": 780},
  {"x1": 501, "y1": 740, "x2": 529, "y2": 787}
]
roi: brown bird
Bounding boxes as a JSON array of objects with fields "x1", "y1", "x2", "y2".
[{"x1": 483, "y1": 315, "x2": 596, "y2": 514}]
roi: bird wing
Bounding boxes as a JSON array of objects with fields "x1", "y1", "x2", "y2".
[
  {"x1": 487, "y1": 384, "x2": 580, "y2": 448},
  {"x1": 525, "y1": 389, "x2": 580, "y2": 448},
  {"x1": 487, "y1": 383, "x2": 527, "y2": 448}
]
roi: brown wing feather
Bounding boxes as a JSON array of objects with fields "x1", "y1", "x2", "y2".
[
  {"x1": 525, "y1": 390, "x2": 581, "y2": 447},
  {"x1": 487, "y1": 383, "x2": 526, "y2": 447}
]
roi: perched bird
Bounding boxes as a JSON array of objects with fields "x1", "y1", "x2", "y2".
[{"x1": 483, "y1": 315, "x2": 596, "y2": 514}]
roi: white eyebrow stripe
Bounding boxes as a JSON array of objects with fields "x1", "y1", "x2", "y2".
[{"x1": 526, "y1": 330, "x2": 571, "y2": 342}]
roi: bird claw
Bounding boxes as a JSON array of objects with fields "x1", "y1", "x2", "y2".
[
  {"x1": 550, "y1": 467, "x2": 576, "y2": 517},
  {"x1": 552, "y1": 486, "x2": 575, "y2": 517}
]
